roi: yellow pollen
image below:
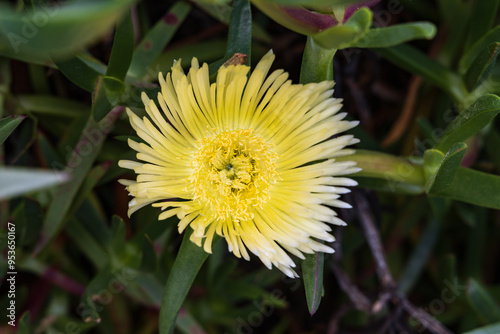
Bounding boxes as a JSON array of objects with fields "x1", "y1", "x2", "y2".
[{"x1": 190, "y1": 128, "x2": 278, "y2": 222}]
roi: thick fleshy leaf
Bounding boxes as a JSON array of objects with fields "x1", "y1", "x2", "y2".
[
  {"x1": 437, "y1": 167, "x2": 500, "y2": 210},
  {"x1": 0, "y1": 0, "x2": 134, "y2": 62},
  {"x1": 313, "y1": 7, "x2": 372, "y2": 49},
  {"x1": 467, "y1": 279, "x2": 500, "y2": 324},
  {"x1": 0, "y1": 115, "x2": 26, "y2": 145},
  {"x1": 424, "y1": 143, "x2": 467, "y2": 194},
  {"x1": 0, "y1": 167, "x2": 69, "y2": 200},
  {"x1": 128, "y1": 2, "x2": 192, "y2": 80},
  {"x1": 464, "y1": 42, "x2": 500, "y2": 91},
  {"x1": 208, "y1": 0, "x2": 252, "y2": 74},
  {"x1": 301, "y1": 252, "x2": 324, "y2": 315},
  {"x1": 463, "y1": 322, "x2": 500, "y2": 334},
  {"x1": 56, "y1": 55, "x2": 104, "y2": 92},
  {"x1": 297, "y1": 36, "x2": 338, "y2": 314},
  {"x1": 435, "y1": 94, "x2": 500, "y2": 153},
  {"x1": 350, "y1": 22, "x2": 436, "y2": 48},
  {"x1": 159, "y1": 229, "x2": 221, "y2": 334},
  {"x1": 106, "y1": 12, "x2": 134, "y2": 82},
  {"x1": 17, "y1": 95, "x2": 88, "y2": 117},
  {"x1": 460, "y1": 26, "x2": 500, "y2": 74},
  {"x1": 225, "y1": 0, "x2": 252, "y2": 61}
]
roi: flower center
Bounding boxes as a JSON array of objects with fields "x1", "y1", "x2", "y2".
[{"x1": 190, "y1": 129, "x2": 278, "y2": 222}]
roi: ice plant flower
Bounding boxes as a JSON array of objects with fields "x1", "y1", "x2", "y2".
[{"x1": 119, "y1": 51, "x2": 360, "y2": 278}]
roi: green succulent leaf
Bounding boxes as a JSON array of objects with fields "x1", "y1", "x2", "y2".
[
  {"x1": 128, "y1": 2, "x2": 192, "y2": 80},
  {"x1": 0, "y1": 0, "x2": 134, "y2": 62},
  {"x1": 106, "y1": 11, "x2": 134, "y2": 82},
  {"x1": 0, "y1": 167, "x2": 69, "y2": 200},
  {"x1": 0, "y1": 115, "x2": 26, "y2": 145},
  {"x1": 435, "y1": 94, "x2": 500, "y2": 153},
  {"x1": 313, "y1": 7, "x2": 372, "y2": 49},
  {"x1": 460, "y1": 26, "x2": 500, "y2": 74},
  {"x1": 350, "y1": 22, "x2": 436, "y2": 48},
  {"x1": 56, "y1": 55, "x2": 103, "y2": 92},
  {"x1": 437, "y1": 168, "x2": 500, "y2": 210},
  {"x1": 424, "y1": 143, "x2": 467, "y2": 195},
  {"x1": 159, "y1": 229, "x2": 221, "y2": 334},
  {"x1": 464, "y1": 42, "x2": 500, "y2": 91},
  {"x1": 301, "y1": 252, "x2": 324, "y2": 315},
  {"x1": 463, "y1": 322, "x2": 500, "y2": 334},
  {"x1": 467, "y1": 279, "x2": 500, "y2": 324}
]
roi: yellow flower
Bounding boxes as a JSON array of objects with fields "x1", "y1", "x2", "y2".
[{"x1": 119, "y1": 51, "x2": 360, "y2": 277}]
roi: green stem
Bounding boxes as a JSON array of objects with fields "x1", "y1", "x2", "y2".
[
  {"x1": 300, "y1": 36, "x2": 337, "y2": 83},
  {"x1": 337, "y1": 149, "x2": 426, "y2": 193}
]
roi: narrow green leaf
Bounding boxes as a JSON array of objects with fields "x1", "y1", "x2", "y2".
[
  {"x1": 208, "y1": 0, "x2": 252, "y2": 74},
  {"x1": 398, "y1": 218, "x2": 440, "y2": 294},
  {"x1": 435, "y1": 94, "x2": 500, "y2": 153},
  {"x1": 159, "y1": 229, "x2": 221, "y2": 334},
  {"x1": 92, "y1": 77, "x2": 113, "y2": 122},
  {"x1": 464, "y1": 42, "x2": 500, "y2": 91},
  {"x1": 35, "y1": 109, "x2": 122, "y2": 255},
  {"x1": 0, "y1": 0, "x2": 134, "y2": 62},
  {"x1": 425, "y1": 143, "x2": 467, "y2": 194},
  {"x1": 79, "y1": 266, "x2": 137, "y2": 323},
  {"x1": 65, "y1": 218, "x2": 108, "y2": 269},
  {"x1": 313, "y1": 7, "x2": 372, "y2": 49},
  {"x1": 467, "y1": 279, "x2": 500, "y2": 324},
  {"x1": 301, "y1": 252, "x2": 324, "y2": 315},
  {"x1": 374, "y1": 44, "x2": 466, "y2": 103},
  {"x1": 16, "y1": 311, "x2": 31, "y2": 334},
  {"x1": 56, "y1": 55, "x2": 102, "y2": 92},
  {"x1": 460, "y1": 26, "x2": 500, "y2": 74},
  {"x1": 465, "y1": 0, "x2": 500, "y2": 49},
  {"x1": 68, "y1": 161, "x2": 111, "y2": 221},
  {"x1": 0, "y1": 167, "x2": 69, "y2": 200},
  {"x1": 12, "y1": 198, "x2": 43, "y2": 247},
  {"x1": 463, "y1": 322, "x2": 500, "y2": 334},
  {"x1": 17, "y1": 95, "x2": 88, "y2": 117},
  {"x1": 225, "y1": 0, "x2": 252, "y2": 60},
  {"x1": 0, "y1": 115, "x2": 26, "y2": 145},
  {"x1": 106, "y1": 11, "x2": 134, "y2": 81},
  {"x1": 128, "y1": 2, "x2": 192, "y2": 79},
  {"x1": 437, "y1": 167, "x2": 500, "y2": 210},
  {"x1": 351, "y1": 22, "x2": 436, "y2": 48}
]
